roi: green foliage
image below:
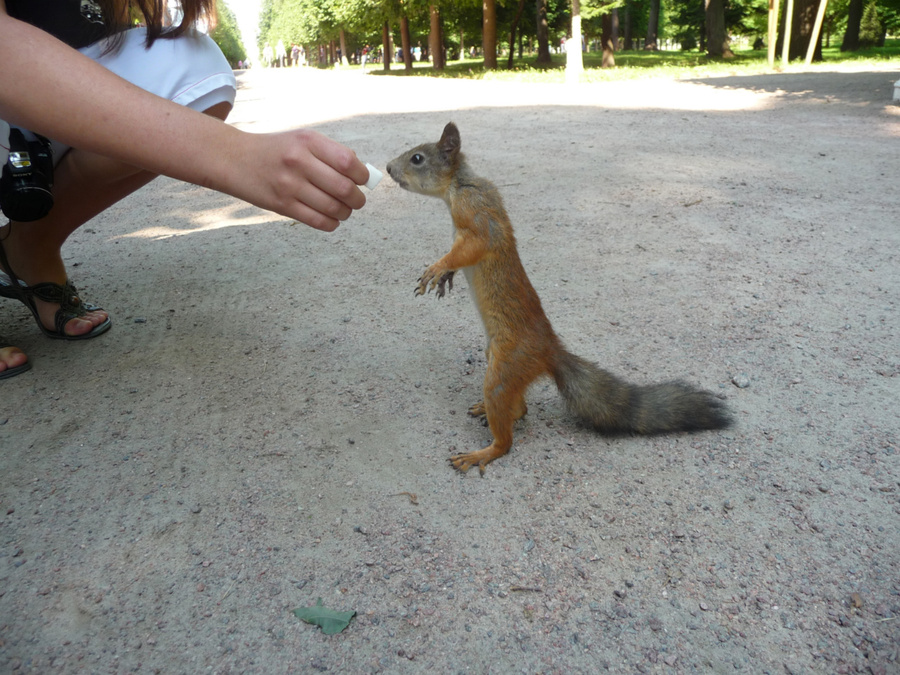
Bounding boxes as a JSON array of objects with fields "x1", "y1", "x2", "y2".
[
  {"x1": 882, "y1": 0, "x2": 900, "y2": 34},
  {"x1": 582, "y1": 0, "x2": 626, "y2": 20},
  {"x1": 253, "y1": 0, "x2": 899, "y2": 70},
  {"x1": 364, "y1": 38, "x2": 900, "y2": 80},
  {"x1": 259, "y1": 0, "x2": 323, "y2": 49},
  {"x1": 210, "y1": 1, "x2": 246, "y2": 66},
  {"x1": 665, "y1": 0, "x2": 768, "y2": 49},
  {"x1": 859, "y1": 0, "x2": 884, "y2": 46}
]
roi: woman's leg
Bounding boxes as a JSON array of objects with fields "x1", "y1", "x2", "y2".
[{"x1": 0, "y1": 101, "x2": 231, "y2": 337}]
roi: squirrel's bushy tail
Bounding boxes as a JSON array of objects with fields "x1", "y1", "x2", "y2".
[{"x1": 552, "y1": 349, "x2": 732, "y2": 435}]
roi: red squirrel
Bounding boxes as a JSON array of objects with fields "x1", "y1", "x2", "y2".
[{"x1": 387, "y1": 123, "x2": 732, "y2": 474}]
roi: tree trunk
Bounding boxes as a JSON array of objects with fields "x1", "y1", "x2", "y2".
[
  {"x1": 779, "y1": 0, "x2": 824, "y2": 60},
  {"x1": 793, "y1": 0, "x2": 824, "y2": 60},
  {"x1": 566, "y1": 0, "x2": 584, "y2": 81},
  {"x1": 612, "y1": 8, "x2": 619, "y2": 49},
  {"x1": 429, "y1": 5, "x2": 444, "y2": 70},
  {"x1": 484, "y1": 0, "x2": 498, "y2": 69},
  {"x1": 841, "y1": 0, "x2": 863, "y2": 50},
  {"x1": 536, "y1": 0, "x2": 552, "y2": 64},
  {"x1": 400, "y1": 16, "x2": 413, "y2": 72},
  {"x1": 339, "y1": 29, "x2": 349, "y2": 66},
  {"x1": 602, "y1": 11, "x2": 616, "y2": 67},
  {"x1": 623, "y1": 4, "x2": 633, "y2": 50},
  {"x1": 507, "y1": 0, "x2": 528, "y2": 69},
  {"x1": 646, "y1": 0, "x2": 660, "y2": 50},
  {"x1": 437, "y1": 9, "x2": 446, "y2": 67},
  {"x1": 705, "y1": 0, "x2": 735, "y2": 57},
  {"x1": 382, "y1": 21, "x2": 391, "y2": 70}
]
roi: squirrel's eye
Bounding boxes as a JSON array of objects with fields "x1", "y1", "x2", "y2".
[{"x1": 411, "y1": 153, "x2": 424, "y2": 165}]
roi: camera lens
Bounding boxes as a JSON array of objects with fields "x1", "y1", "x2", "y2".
[{"x1": 0, "y1": 129, "x2": 55, "y2": 222}]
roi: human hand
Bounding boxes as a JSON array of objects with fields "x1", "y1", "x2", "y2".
[{"x1": 225, "y1": 128, "x2": 370, "y2": 232}]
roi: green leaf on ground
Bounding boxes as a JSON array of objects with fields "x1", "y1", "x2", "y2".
[{"x1": 292, "y1": 598, "x2": 356, "y2": 634}]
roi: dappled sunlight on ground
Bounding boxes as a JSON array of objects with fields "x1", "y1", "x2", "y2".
[{"x1": 114, "y1": 206, "x2": 286, "y2": 240}]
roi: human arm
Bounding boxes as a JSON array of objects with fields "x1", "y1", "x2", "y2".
[{"x1": 0, "y1": 5, "x2": 368, "y2": 231}]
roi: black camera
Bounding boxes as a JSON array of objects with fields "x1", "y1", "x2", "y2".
[{"x1": 0, "y1": 128, "x2": 54, "y2": 222}]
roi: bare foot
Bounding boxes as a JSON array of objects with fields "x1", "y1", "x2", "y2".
[{"x1": 0, "y1": 344, "x2": 29, "y2": 377}]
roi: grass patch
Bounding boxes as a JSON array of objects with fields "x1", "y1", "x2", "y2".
[{"x1": 361, "y1": 38, "x2": 899, "y2": 82}]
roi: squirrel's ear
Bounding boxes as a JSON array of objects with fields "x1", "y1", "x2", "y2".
[{"x1": 438, "y1": 122, "x2": 461, "y2": 158}]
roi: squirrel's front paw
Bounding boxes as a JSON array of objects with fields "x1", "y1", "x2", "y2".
[{"x1": 415, "y1": 266, "x2": 446, "y2": 297}]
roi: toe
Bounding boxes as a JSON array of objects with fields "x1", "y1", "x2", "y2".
[
  {"x1": 0, "y1": 345, "x2": 28, "y2": 372},
  {"x1": 65, "y1": 309, "x2": 108, "y2": 336}
]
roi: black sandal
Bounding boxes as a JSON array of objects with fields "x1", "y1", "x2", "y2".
[
  {"x1": 0, "y1": 240, "x2": 111, "y2": 341},
  {"x1": 0, "y1": 336, "x2": 31, "y2": 380}
]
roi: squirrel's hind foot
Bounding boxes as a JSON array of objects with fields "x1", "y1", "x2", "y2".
[{"x1": 450, "y1": 443, "x2": 510, "y2": 475}]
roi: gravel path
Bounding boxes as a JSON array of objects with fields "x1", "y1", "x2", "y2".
[{"x1": 1, "y1": 63, "x2": 898, "y2": 674}]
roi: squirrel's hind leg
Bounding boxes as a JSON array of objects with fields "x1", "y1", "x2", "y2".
[
  {"x1": 451, "y1": 364, "x2": 528, "y2": 474},
  {"x1": 468, "y1": 398, "x2": 526, "y2": 421}
]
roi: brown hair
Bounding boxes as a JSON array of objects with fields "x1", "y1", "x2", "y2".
[{"x1": 99, "y1": 0, "x2": 217, "y2": 45}]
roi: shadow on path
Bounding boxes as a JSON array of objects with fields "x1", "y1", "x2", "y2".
[{"x1": 685, "y1": 69, "x2": 899, "y2": 107}]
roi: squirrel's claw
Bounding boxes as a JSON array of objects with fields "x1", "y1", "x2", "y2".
[
  {"x1": 414, "y1": 273, "x2": 431, "y2": 296},
  {"x1": 435, "y1": 271, "x2": 455, "y2": 298},
  {"x1": 467, "y1": 401, "x2": 486, "y2": 417},
  {"x1": 416, "y1": 266, "x2": 450, "y2": 298},
  {"x1": 449, "y1": 454, "x2": 488, "y2": 476},
  {"x1": 450, "y1": 443, "x2": 507, "y2": 475}
]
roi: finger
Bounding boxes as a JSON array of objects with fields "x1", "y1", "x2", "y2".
[
  {"x1": 286, "y1": 199, "x2": 342, "y2": 232},
  {"x1": 299, "y1": 161, "x2": 366, "y2": 214},
  {"x1": 306, "y1": 132, "x2": 370, "y2": 186},
  {"x1": 293, "y1": 180, "x2": 354, "y2": 223},
  {"x1": 304, "y1": 136, "x2": 368, "y2": 209}
]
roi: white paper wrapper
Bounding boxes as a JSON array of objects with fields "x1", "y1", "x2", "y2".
[{"x1": 364, "y1": 163, "x2": 383, "y2": 190}]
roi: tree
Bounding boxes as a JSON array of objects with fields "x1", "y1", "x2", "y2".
[
  {"x1": 706, "y1": 0, "x2": 735, "y2": 56},
  {"x1": 858, "y1": 0, "x2": 884, "y2": 45},
  {"x1": 429, "y1": 4, "x2": 445, "y2": 69},
  {"x1": 779, "y1": 0, "x2": 826, "y2": 60},
  {"x1": 621, "y1": 2, "x2": 633, "y2": 48},
  {"x1": 536, "y1": 0, "x2": 553, "y2": 63},
  {"x1": 601, "y1": 10, "x2": 616, "y2": 65},
  {"x1": 382, "y1": 20, "x2": 392, "y2": 69},
  {"x1": 400, "y1": 15, "x2": 414, "y2": 71},
  {"x1": 582, "y1": 1, "x2": 618, "y2": 66},
  {"x1": 567, "y1": 0, "x2": 585, "y2": 80},
  {"x1": 210, "y1": 1, "x2": 247, "y2": 66},
  {"x1": 645, "y1": 0, "x2": 659, "y2": 49},
  {"x1": 841, "y1": 0, "x2": 864, "y2": 49},
  {"x1": 507, "y1": 0, "x2": 529, "y2": 68},
  {"x1": 484, "y1": 0, "x2": 499, "y2": 68}
]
